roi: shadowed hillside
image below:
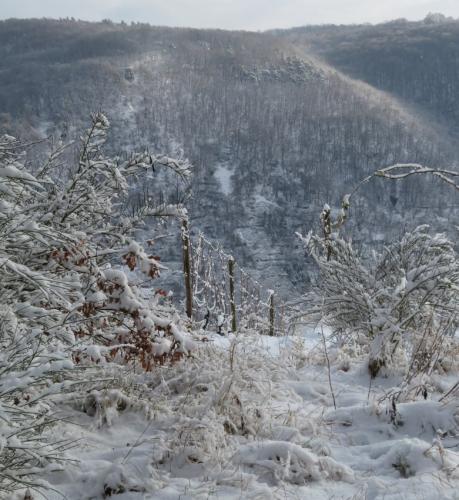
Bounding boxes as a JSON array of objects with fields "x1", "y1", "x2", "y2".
[{"x1": 278, "y1": 15, "x2": 459, "y2": 140}]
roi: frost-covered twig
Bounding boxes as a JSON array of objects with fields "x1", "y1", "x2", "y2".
[{"x1": 320, "y1": 326, "x2": 336, "y2": 410}]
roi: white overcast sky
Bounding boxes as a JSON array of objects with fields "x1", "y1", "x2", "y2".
[{"x1": 1, "y1": 0, "x2": 459, "y2": 30}]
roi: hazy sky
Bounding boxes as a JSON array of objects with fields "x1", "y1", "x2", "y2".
[{"x1": 2, "y1": 0, "x2": 459, "y2": 30}]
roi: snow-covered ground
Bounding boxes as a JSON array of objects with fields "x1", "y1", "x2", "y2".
[{"x1": 31, "y1": 329, "x2": 458, "y2": 499}]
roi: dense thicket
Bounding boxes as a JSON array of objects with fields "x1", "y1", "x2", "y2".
[{"x1": 0, "y1": 115, "x2": 192, "y2": 493}]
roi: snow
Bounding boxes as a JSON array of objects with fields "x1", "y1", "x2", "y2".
[
  {"x1": 28, "y1": 328, "x2": 458, "y2": 499},
  {"x1": 254, "y1": 194, "x2": 280, "y2": 208},
  {"x1": 214, "y1": 164, "x2": 232, "y2": 196}
]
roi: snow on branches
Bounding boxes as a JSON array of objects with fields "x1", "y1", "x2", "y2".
[
  {"x1": 0, "y1": 113, "x2": 193, "y2": 493},
  {"x1": 297, "y1": 160, "x2": 459, "y2": 379},
  {"x1": 301, "y1": 219, "x2": 459, "y2": 378}
]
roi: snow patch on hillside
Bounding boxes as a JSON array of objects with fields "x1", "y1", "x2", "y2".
[{"x1": 214, "y1": 163, "x2": 233, "y2": 195}]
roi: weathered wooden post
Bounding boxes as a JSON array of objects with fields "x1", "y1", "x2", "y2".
[
  {"x1": 228, "y1": 256, "x2": 237, "y2": 333},
  {"x1": 181, "y1": 219, "x2": 193, "y2": 319},
  {"x1": 269, "y1": 291, "x2": 275, "y2": 336},
  {"x1": 321, "y1": 204, "x2": 332, "y2": 262}
]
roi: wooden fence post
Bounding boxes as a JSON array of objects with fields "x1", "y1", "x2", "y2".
[
  {"x1": 269, "y1": 291, "x2": 275, "y2": 336},
  {"x1": 181, "y1": 219, "x2": 193, "y2": 320},
  {"x1": 228, "y1": 256, "x2": 237, "y2": 333}
]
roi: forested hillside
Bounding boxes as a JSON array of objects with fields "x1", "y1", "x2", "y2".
[
  {"x1": 279, "y1": 15, "x2": 459, "y2": 137},
  {"x1": 1, "y1": 18, "x2": 458, "y2": 294}
]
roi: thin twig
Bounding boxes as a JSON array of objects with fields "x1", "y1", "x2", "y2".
[{"x1": 320, "y1": 325, "x2": 336, "y2": 410}]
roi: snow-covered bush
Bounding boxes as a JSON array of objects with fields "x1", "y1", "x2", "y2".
[
  {"x1": 303, "y1": 225, "x2": 458, "y2": 378},
  {"x1": 0, "y1": 114, "x2": 193, "y2": 494}
]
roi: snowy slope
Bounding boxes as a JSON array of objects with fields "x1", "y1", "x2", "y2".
[{"x1": 23, "y1": 328, "x2": 458, "y2": 500}]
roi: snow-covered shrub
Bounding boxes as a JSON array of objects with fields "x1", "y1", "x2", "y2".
[
  {"x1": 0, "y1": 114, "x2": 193, "y2": 494},
  {"x1": 133, "y1": 334, "x2": 294, "y2": 475},
  {"x1": 303, "y1": 225, "x2": 458, "y2": 377}
]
